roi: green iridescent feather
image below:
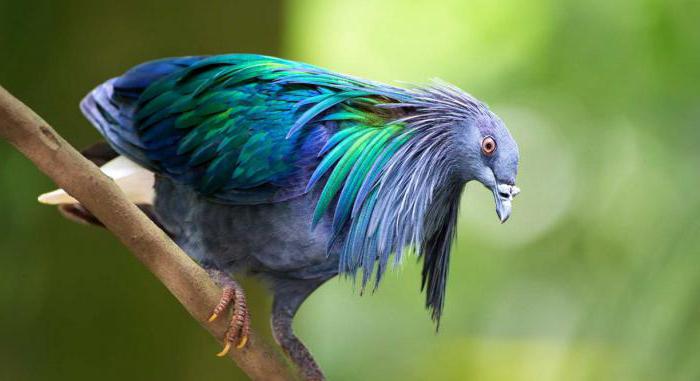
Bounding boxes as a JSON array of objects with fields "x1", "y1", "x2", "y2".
[
  {"x1": 81, "y1": 53, "x2": 486, "y2": 323},
  {"x1": 112, "y1": 54, "x2": 412, "y2": 229}
]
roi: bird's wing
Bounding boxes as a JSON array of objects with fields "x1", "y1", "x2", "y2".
[
  {"x1": 81, "y1": 54, "x2": 415, "y2": 207},
  {"x1": 51, "y1": 54, "x2": 456, "y2": 317}
]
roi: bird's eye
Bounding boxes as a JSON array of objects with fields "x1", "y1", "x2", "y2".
[{"x1": 481, "y1": 136, "x2": 497, "y2": 156}]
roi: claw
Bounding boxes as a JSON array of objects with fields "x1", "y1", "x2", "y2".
[
  {"x1": 236, "y1": 334, "x2": 249, "y2": 349},
  {"x1": 216, "y1": 342, "x2": 232, "y2": 357},
  {"x1": 209, "y1": 287, "x2": 234, "y2": 322},
  {"x1": 205, "y1": 270, "x2": 250, "y2": 357}
]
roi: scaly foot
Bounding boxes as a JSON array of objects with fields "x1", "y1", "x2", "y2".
[{"x1": 206, "y1": 268, "x2": 250, "y2": 356}]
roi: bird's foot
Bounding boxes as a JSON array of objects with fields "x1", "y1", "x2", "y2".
[{"x1": 206, "y1": 268, "x2": 250, "y2": 357}]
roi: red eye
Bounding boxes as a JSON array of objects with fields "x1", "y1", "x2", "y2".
[{"x1": 481, "y1": 136, "x2": 497, "y2": 156}]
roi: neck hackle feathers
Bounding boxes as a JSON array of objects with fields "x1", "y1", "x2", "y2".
[{"x1": 82, "y1": 54, "x2": 491, "y2": 324}]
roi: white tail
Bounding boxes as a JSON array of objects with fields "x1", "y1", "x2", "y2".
[{"x1": 38, "y1": 156, "x2": 155, "y2": 205}]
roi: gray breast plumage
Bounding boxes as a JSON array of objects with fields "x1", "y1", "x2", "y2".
[{"x1": 153, "y1": 175, "x2": 339, "y2": 281}]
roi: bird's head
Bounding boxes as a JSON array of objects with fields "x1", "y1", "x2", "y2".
[{"x1": 456, "y1": 111, "x2": 520, "y2": 223}]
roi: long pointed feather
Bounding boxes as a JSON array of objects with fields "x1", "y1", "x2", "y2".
[
  {"x1": 311, "y1": 129, "x2": 379, "y2": 226},
  {"x1": 287, "y1": 90, "x2": 371, "y2": 138},
  {"x1": 305, "y1": 128, "x2": 367, "y2": 192},
  {"x1": 331, "y1": 126, "x2": 400, "y2": 233}
]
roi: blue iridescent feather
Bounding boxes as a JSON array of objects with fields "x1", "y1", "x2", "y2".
[{"x1": 81, "y1": 54, "x2": 492, "y2": 322}]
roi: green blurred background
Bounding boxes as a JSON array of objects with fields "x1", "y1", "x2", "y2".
[{"x1": 1, "y1": 0, "x2": 699, "y2": 380}]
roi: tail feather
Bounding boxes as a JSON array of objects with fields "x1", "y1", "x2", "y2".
[
  {"x1": 38, "y1": 57, "x2": 206, "y2": 227},
  {"x1": 38, "y1": 155, "x2": 155, "y2": 205},
  {"x1": 37, "y1": 142, "x2": 164, "y2": 231}
]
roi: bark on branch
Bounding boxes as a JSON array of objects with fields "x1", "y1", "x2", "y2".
[{"x1": 0, "y1": 85, "x2": 295, "y2": 381}]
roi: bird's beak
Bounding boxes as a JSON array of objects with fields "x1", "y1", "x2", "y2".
[{"x1": 492, "y1": 184, "x2": 520, "y2": 223}]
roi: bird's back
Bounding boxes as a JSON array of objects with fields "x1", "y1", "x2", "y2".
[
  {"x1": 78, "y1": 53, "x2": 412, "y2": 279},
  {"x1": 80, "y1": 54, "x2": 334, "y2": 204},
  {"x1": 76, "y1": 54, "x2": 488, "y2": 320}
]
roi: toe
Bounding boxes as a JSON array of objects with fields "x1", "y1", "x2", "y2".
[{"x1": 209, "y1": 286, "x2": 235, "y2": 322}]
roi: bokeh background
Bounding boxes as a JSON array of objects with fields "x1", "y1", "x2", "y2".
[{"x1": 1, "y1": 0, "x2": 699, "y2": 380}]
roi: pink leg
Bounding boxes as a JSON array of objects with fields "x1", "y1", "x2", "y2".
[{"x1": 206, "y1": 268, "x2": 251, "y2": 356}]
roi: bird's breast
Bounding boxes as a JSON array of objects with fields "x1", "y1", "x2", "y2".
[{"x1": 152, "y1": 176, "x2": 338, "y2": 278}]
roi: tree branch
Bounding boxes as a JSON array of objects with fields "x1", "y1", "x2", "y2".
[{"x1": 0, "y1": 85, "x2": 295, "y2": 381}]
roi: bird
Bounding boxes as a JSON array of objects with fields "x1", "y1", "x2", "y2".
[{"x1": 38, "y1": 54, "x2": 520, "y2": 380}]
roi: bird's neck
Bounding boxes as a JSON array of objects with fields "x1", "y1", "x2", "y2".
[{"x1": 370, "y1": 123, "x2": 463, "y2": 262}]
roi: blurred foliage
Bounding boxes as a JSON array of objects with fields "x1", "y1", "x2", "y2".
[{"x1": 1, "y1": 0, "x2": 699, "y2": 380}]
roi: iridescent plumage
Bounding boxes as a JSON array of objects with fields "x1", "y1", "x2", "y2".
[{"x1": 80, "y1": 54, "x2": 519, "y2": 324}]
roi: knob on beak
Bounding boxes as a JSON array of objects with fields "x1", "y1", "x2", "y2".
[{"x1": 493, "y1": 184, "x2": 520, "y2": 223}]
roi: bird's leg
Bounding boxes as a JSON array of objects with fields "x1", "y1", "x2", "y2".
[
  {"x1": 205, "y1": 267, "x2": 250, "y2": 356},
  {"x1": 271, "y1": 278, "x2": 329, "y2": 381}
]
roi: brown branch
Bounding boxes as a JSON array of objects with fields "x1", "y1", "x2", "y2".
[{"x1": 0, "y1": 85, "x2": 296, "y2": 381}]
